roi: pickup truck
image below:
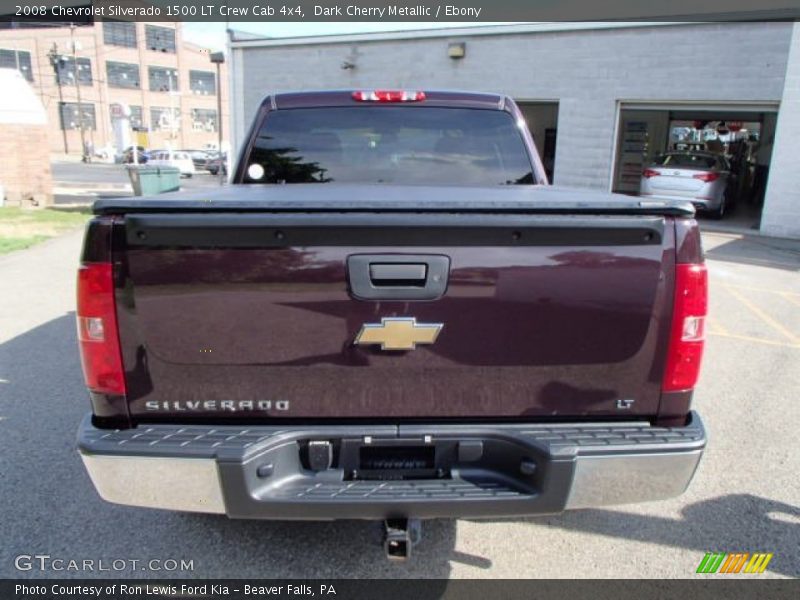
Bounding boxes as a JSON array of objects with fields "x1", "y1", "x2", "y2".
[{"x1": 76, "y1": 90, "x2": 707, "y2": 559}]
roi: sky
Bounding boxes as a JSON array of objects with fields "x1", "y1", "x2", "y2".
[{"x1": 182, "y1": 22, "x2": 515, "y2": 51}]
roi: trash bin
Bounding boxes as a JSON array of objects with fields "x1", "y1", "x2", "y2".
[{"x1": 126, "y1": 165, "x2": 180, "y2": 196}]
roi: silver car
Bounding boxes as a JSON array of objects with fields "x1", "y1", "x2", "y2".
[{"x1": 640, "y1": 152, "x2": 731, "y2": 219}]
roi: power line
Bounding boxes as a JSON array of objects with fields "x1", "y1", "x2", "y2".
[{"x1": 4, "y1": 23, "x2": 227, "y2": 148}]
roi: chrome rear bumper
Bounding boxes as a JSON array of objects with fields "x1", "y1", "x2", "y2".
[{"x1": 78, "y1": 413, "x2": 705, "y2": 519}]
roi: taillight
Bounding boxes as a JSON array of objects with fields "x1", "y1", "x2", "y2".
[
  {"x1": 352, "y1": 90, "x2": 426, "y2": 102},
  {"x1": 77, "y1": 262, "x2": 126, "y2": 395},
  {"x1": 663, "y1": 263, "x2": 708, "y2": 392},
  {"x1": 692, "y1": 172, "x2": 720, "y2": 183},
  {"x1": 642, "y1": 168, "x2": 660, "y2": 179}
]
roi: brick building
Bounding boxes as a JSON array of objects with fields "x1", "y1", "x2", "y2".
[
  {"x1": 0, "y1": 21, "x2": 228, "y2": 156},
  {"x1": 0, "y1": 69, "x2": 52, "y2": 206}
]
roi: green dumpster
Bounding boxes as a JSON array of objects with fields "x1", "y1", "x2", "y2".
[{"x1": 126, "y1": 165, "x2": 181, "y2": 196}]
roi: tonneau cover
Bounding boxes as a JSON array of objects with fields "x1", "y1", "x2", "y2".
[{"x1": 93, "y1": 183, "x2": 694, "y2": 216}]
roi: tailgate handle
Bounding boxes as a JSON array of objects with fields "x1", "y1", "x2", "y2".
[
  {"x1": 369, "y1": 263, "x2": 427, "y2": 287},
  {"x1": 348, "y1": 255, "x2": 450, "y2": 301}
]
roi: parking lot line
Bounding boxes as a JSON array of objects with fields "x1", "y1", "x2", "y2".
[
  {"x1": 723, "y1": 285, "x2": 800, "y2": 345},
  {"x1": 706, "y1": 317, "x2": 730, "y2": 335},
  {"x1": 781, "y1": 292, "x2": 800, "y2": 308},
  {"x1": 708, "y1": 331, "x2": 800, "y2": 349},
  {"x1": 723, "y1": 283, "x2": 800, "y2": 298}
]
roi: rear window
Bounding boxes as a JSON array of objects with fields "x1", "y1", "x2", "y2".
[
  {"x1": 653, "y1": 154, "x2": 718, "y2": 170},
  {"x1": 243, "y1": 106, "x2": 534, "y2": 185}
]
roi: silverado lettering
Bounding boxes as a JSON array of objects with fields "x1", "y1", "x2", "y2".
[
  {"x1": 76, "y1": 90, "x2": 707, "y2": 559},
  {"x1": 144, "y1": 400, "x2": 290, "y2": 412}
]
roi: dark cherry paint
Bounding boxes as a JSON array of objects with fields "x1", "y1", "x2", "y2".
[
  {"x1": 79, "y1": 91, "x2": 703, "y2": 426},
  {"x1": 113, "y1": 226, "x2": 677, "y2": 423}
]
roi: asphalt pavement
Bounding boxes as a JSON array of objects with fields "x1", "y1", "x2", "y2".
[
  {"x1": 52, "y1": 161, "x2": 131, "y2": 185},
  {"x1": 51, "y1": 160, "x2": 226, "y2": 205},
  {"x1": 0, "y1": 227, "x2": 798, "y2": 579}
]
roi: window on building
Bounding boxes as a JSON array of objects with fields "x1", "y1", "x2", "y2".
[
  {"x1": 145, "y1": 25, "x2": 176, "y2": 53},
  {"x1": 150, "y1": 106, "x2": 180, "y2": 132},
  {"x1": 106, "y1": 61, "x2": 140, "y2": 89},
  {"x1": 103, "y1": 21, "x2": 137, "y2": 48},
  {"x1": 148, "y1": 66, "x2": 178, "y2": 92},
  {"x1": 0, "y1": 49, "x2": 34, "y2": 81},
  {"x1": 191, "y1": 108, "x2": 217, "y2": 132},
  {"x1": 59, "y1": 102, "x2": 96, "y2": 130},
  {"x1": 129, "y1": 105, "x2": 143, "y2": 129},
  {"x1": 56, "y1": 56, "x2": 92, "y2": 86},
  {"x1": 189, "y1": 70, "x2": 215, "y2": 95}
]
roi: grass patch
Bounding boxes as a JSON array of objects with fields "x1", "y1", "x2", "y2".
[
  {"x1": 0, "y1": 207, "x2": 91, "y2": 255},
  {"x1": 0, "y1": 235, "x2": 50, "y2": 254}
]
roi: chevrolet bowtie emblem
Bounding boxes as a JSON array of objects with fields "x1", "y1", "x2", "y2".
[{"x1": 354, "y1": 317, "x2": 443, "y2": 351}]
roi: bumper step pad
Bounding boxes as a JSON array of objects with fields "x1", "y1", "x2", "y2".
[
  {"x1": 79, "y1": 417, "x2": 705, "y2": 459},
  {"x1": 273, "y1": 479, "x2": 524, "y2": 501}
]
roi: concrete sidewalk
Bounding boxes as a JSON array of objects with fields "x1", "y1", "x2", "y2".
[{"x1": 53, "y1": 181, "x2": 132, "y2": 196}]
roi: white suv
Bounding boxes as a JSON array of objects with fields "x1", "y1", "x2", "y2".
[{"x1": 148, "y1": 150, "x2": 196, "y2": 177}]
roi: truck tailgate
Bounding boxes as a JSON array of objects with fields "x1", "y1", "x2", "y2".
[{"x1": 106, "y1": 191, "x2": 680, "y2": 423}]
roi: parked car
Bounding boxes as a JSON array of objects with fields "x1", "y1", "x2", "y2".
[
  {"x1": 122, "y1": 146, "x2": 149, "y2": 164},
  {"x1": 641, "y1": 151, "x2": 733, "y2": 219},
  {"x1": 187, "y1": 149, "x2": 213, "y2": 170},
  {"x1": 206, "y1": 152, "x2": 228, "y2": 176},
  {"x1": 147, "y1": 150, "x2": 196, "y2": 177},
  {"x1": 77, "y1": 90, "x2": 707, "y2": 561}
]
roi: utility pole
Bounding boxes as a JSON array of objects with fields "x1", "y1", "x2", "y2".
[
  {"x1": 48, "y1": 43, "x2": 69, "y2": 154},
  {"x1": 210, "y1": 52, "x2": 225, "y2": 184},
  {"x1": 70, "y1": 23, "x2": 89, "y2": 163},
  {"x1": 167, "y1": 69, "x2": 178, "y2": 154}
]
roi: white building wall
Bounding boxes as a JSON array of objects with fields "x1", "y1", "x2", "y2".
[
  {"x1": 233, "y1": 22, "x2": 792, "y2": 191},
  {"x1": 762, "y1": 22, "x2": 800, "y2": 239}
]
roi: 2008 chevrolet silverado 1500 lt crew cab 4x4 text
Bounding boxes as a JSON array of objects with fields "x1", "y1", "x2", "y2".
[{"x1": 76, "y1": 90, "x2": 707, "y2": 559}]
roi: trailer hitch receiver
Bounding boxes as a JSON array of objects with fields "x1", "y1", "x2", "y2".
[{"x1": 383, "y1": 518, "x2": 421, "y2": 561}]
